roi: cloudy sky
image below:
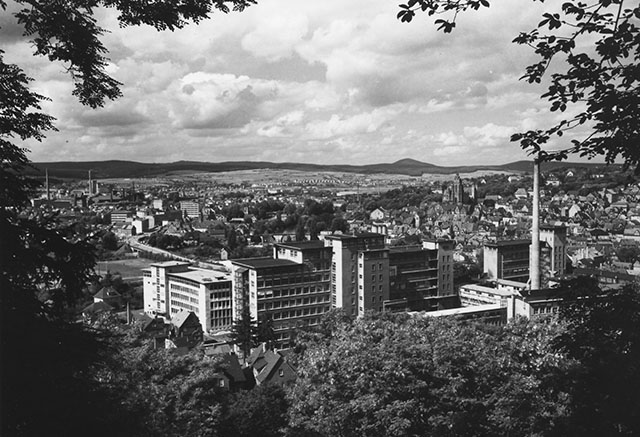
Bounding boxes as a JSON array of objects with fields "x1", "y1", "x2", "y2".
[{"x1": 3, "y1": 0, "x2": 590, "y2": 166}]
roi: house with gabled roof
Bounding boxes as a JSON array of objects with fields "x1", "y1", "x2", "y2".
[
  {"x1": 209, "y1": 352, "x2": 248, "y2": 391},
  {"x1": 93, "y1": 286, "x2": 122, "y2": 309},
  {"x1": 165, "y1": 310, "x2": 203, "y2": 352},
  {"x1": 247, "y1": 344, "x2": 296, "y2": 386}
]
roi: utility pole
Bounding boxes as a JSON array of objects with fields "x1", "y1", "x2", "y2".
[{"x1": 530, "y1": 157, "x2": 541, "y2": 290}]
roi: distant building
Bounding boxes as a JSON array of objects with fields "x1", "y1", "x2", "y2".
[
  {"x1": 179, "y1": 200, "x2": 200, "y2": 219},
  {"x1": 152, "y1": 198, "x2": 166, "y2": 210},
  {"x1": 111, "y1": 209, "x2": 133, "y2": 224}
]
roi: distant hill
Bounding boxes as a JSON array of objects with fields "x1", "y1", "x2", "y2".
[{"x1": 27, "y1": 158, "x2": 620, "y2": 180}]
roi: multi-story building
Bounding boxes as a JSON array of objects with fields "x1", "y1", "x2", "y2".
[
  {"x1": 357, "y1": 248, "x2": 390, "y2": 314},
  {"x1": 324, "y1": 232, "x2": 385, "y2": 316},
  {"x1": 110, "y1": 209, "x2": 133, "y2": 224},
  {"x1": 484, "y1": 240, "x2": 531, "y2": 283},
  {"x1": 142, "y1": 261, "x2": 233, "y2": 333},
  {"x1": 228, "y1": 241, "x2": 333, "y2": 348},
  {"x1": 384, "y1": 240, "x2": 457, "y2": 312},
  {"x1": 179, "y1": 200, "x2": 200, "y2": 219},
  {"x1": 539, "y1": 225, "x2": 567, "y2": 276},
  {"x1": 326, "y1": 233, "x2": 456, "y2": 315},
  {"x1": 143, "y1": 234, "x2": 462, "y2": 348}
]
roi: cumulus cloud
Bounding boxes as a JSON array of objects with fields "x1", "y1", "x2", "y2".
[{"x1": 3, "y1": 0, "x2": 555, "y2": 165}]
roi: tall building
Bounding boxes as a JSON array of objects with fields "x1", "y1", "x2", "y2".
[
  {"x1": 453, "y1": 173, "x2": 463, "y2": 204},
  {"x1": 384, "y1": 240, "x2": 457, "y2": 312},
  {"x1": 142, "y1": 261, "x2": 233, "y2": 333},
  {"x1": 484, "y1": 240, "x2": 531, "y2": 283},
  {"x1": 228, "y1": 241, "x2": 333, "y2": 348},
  {"x1": 356, "y1": 248, "x2": 390, "y2": 314},
  {"x1": 326, "y1": 233, "x2": 456, "y2": 316},
  {"x1": 539, "y1": 225, "x2": 567, "y2": 276},
  {"x1": 324, "y1": 233, "x2": 386, "y2": 316}
]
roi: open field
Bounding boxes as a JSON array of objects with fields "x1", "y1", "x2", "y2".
[{"x1": 97, "y1": 258, "x2": 150, "y2": 279}]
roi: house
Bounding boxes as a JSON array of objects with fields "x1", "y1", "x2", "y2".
[
  {"x1": 514, "y1": 188, "x2": 528, "y2": 200},
  {"x1": 81, "y1": 300, "x2": 114, "y2": 319},
  {"x1": 369, "y1": 207, "x2": 387, "y2": 221},
  {"x1": 93, "y1": 286, "x2": 122, "y2": 309},
  {"x1": 210, "y1": 353, "x2": 248, "y2": 391},
  {"x1": 247, "y1": 344, "x2": 296, "y2": 386},
  {"x1": 165, "y1": 310, "x2": 203, "y2": 352}
]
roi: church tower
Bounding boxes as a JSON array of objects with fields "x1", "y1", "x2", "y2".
[{"x1": 453, "y1": 174, "x2": 463, "y2": 204}]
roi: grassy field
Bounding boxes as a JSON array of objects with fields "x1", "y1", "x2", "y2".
[{"x1": 96, "y1": 258, "x2": 151, "y2": 279}]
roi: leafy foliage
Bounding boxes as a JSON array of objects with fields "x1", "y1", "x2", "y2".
[
  {"x1": 398, "y1": 1, "x2": 640, "y2": 172},
  {"x1": 288, "y1": 312, "x2": 569, "y2": 437},
  {"x1": 231, "y1": 304, "x2": 259, "y2": 358},
  {"x1": 554, "y1": 284, "x2": 640, "y2": 435}
]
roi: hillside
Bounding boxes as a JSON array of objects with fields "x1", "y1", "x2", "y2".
[{"x1": 27, "y1": 158, "x2": 619, "y2": 180}]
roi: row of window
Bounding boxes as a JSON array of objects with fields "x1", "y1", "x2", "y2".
[
  {"x1": 532, "y1": 305, "x2": 558, "y2": 315},
  {"x1": 257, "y1": 295, "x2": 331, "y2": 311},
  {"x1": 170, "y1": 276, "x2": 202, "y2": 288},
  {"x1": 271, "y1": 306, "x2": 329, "y2": 320},
  {"x1": 257, "y1": 274, "x2": 330, "y2": 288},
  {"x1": 259, "y1": 285, "x2": 330, "y2": 299},
  {"x1": 170, "y1": 300, "x2": 198, "y2": 313},
  {"x1": 210, "y1": 291, "x2": 231, "y2": 300},
  {"x1": 170, "y1": 292, "x2": 199, "y2": 304},
  {"x1": 170, "y1": 283, "x2": 199, "y2": 295}
]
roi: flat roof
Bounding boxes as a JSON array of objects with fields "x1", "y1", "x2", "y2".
[
  {"x1": 169, "y1": 267, "x2": 231, "y2": 283},
  {"x1": 485, "y1": 239, "x2": 531, "y2": 248},
  {"x1": 324, "y1": 232, "x2": 384, "y2": 241},
  {"x1": 412, "y1": 303, "x2": 504, "y2": 317},
  {"x1": 150, "y1": 261, "x2": 191, "y2": 268},
  {"x1": 232, "y1": 257, "x2": 300, "y2": 270},
  {"x1": 389, "y1": 245, "x2": 424, "y2": 254},
  {"x1": 275, "y1": 241, "x2": 327, "y2": 250},
  {"x1": 459, "y1": 283, "x2": 514, "y2": 297}
]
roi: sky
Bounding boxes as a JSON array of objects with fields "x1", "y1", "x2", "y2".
[{"x1": 2, "y1": 0, "x2": 593, "y2": 166}]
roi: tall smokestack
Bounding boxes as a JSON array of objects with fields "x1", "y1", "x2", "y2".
[
  {"x1": 45, "y1": 168, "x2": 50, "y2": 200},
  {"x1": 530, "y1": 158, "x2": 540, "y2": 290},
  {"x1": 88, "y1": 170, "x2": 92, "y2": 195}
]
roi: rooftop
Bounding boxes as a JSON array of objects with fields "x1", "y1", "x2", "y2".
[
  {"x1": 412, "y1": 303, "x2": 504, "y2": 317},
  {"x1": 275, "y1": 241, "x2": 327, "y2": 250},
  {"x1": 485, "y1": 239, "x2": 531, "y2": 248},
  {"x1": 459, "y1": 283, "x2": 514, "y2": 297},
  {"x1": 324, "y1": 232, "x2": 384, "y2": 241},
  {"x1": 169, "y1": 267, "x2": 231, "y2": 283},
  {"x1": 150, "y1": 261, "x2": 191, "y2": 268},
  {"x1": 232, "y1": 257, "x2": 300, "y2": 270}
]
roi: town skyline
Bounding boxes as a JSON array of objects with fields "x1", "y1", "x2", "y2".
[{"x1": 2, "y1": 0, "x2": 596, "y2": 166}]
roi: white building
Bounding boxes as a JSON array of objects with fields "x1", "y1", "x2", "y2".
[{"x1": 143, "y1": 261, "x2": 233, "y2": 333}]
